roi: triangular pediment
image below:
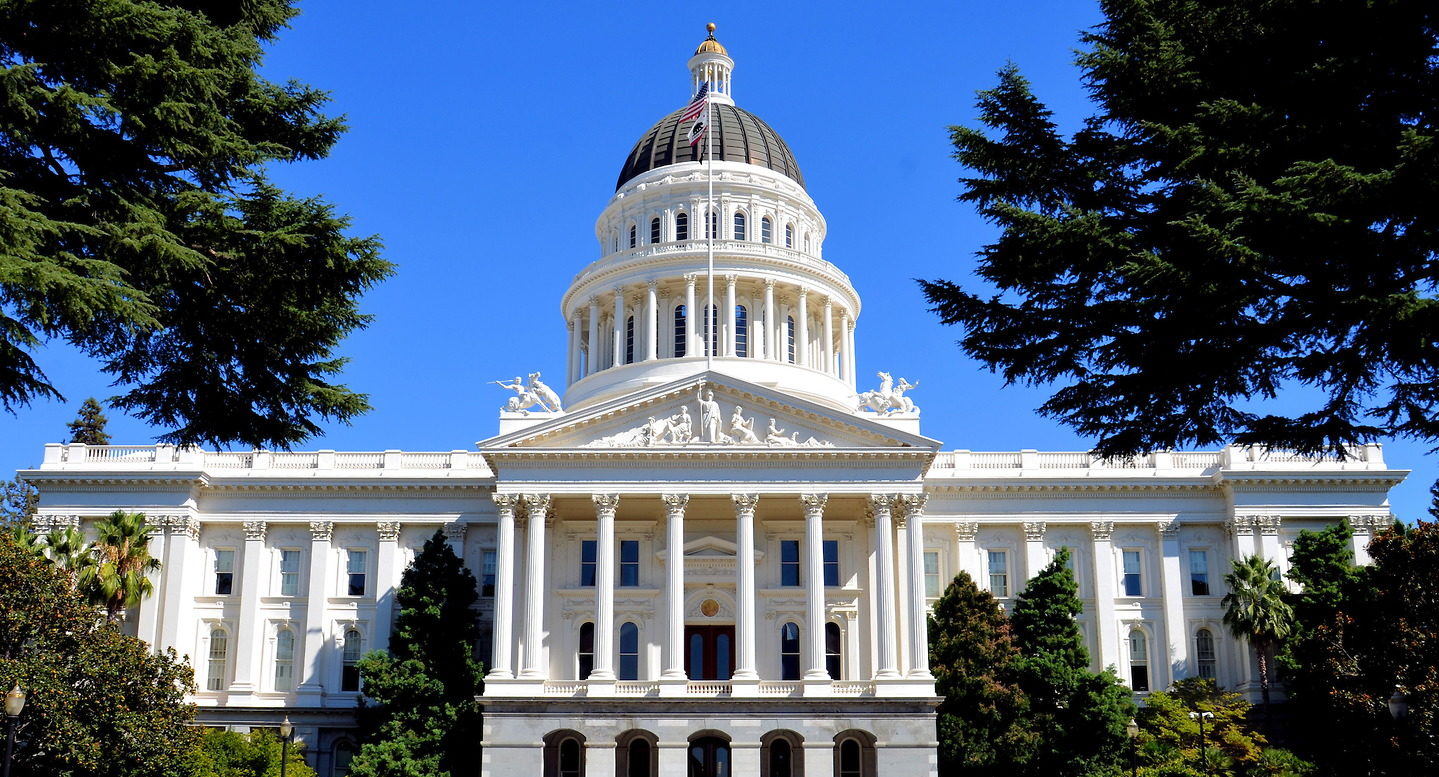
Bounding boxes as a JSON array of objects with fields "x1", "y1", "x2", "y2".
[{"x1": 477, "y1": 372, "x2": 939, "y2": 453}]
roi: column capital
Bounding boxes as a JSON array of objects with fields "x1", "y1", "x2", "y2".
[
  {"x1": 522, "y1": 493, "x2": 553, "y2": 520},
  {"x1": 593, "y1": 493, "x2": 621, "y2": 514},
  {"x1": 308, "y1": 520, "x2": 334, "y2": 542},
  {"x1": 587, "y1": 295, "x2": 599, "y2": 307},
  {"x1": 243, "y1": 521, "x2": 268, "y2": 542},
  {"x1": 1256, "y1": 515, "x2": 1282, "y2": 536},
  {"x1": 796, "y1": 287, "x2": 809, "y2": 300},
  {"x1": 492, "y1": 493, "x2": 520, "y2": 511},
  {"x1": 822, "y1": 297, "x2": 833, "y2": 310},
  {"x1": 1090, "y1": 520, "x2": 1115, "y2": 541},
  {"x1": 867, "y1": 493, "x2": 894, "y2": 512},
  {"x1": 954, "y1": 522, "x2": 978, "y2": 542},
  {"x1": 801, "y1": 493, "x2": 829, "y2": 514},
  {"x1": 1225, "y1": 516, "x2": 1256, "y2": 537},
  {"x1": 684, "y1": 273, "x2": 698, "y2": 285},
  {"x1": 377, "y1": 521, "x2": 402, "y2": 542},
  {"x1": 725, "y1": 274, "x2": 738, "y2": 287},
  {"x1": 566, "y1": 319, "x2": 575, "y2": 332},
  {"x1": 1023, "y1": 521, "x2": 1047, "y2": 541},
  {"x1": 901, "y1": 493, "x2": 929, "y2": 516},
  {"x1": 1157, "y1": 519, "x2": 1181, "y2": 538},
  {"x1": 647, "y1": 279, "x2": 658, "y2": 291},
  {"x1": 662, "y1": 493, "x2": 691, "y2": 513},
  {"x1": 764, "y1": 277, "x2": 776, "y2": 289},
  {"x1": 731, "y1": 493, "x2": 759, "y2": 513}
]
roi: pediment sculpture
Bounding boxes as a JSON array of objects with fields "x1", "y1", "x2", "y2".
[{"x1": 582, "y1": 388, "x2": 834, "y2": 449}]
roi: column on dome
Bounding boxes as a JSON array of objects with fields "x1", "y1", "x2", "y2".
[
  {"x1": 566, "y1": 318, "x2": 578, "y2": 385},
  {"x1": 733, "y1": 494, "x2": 760, "y2": 687},
  {"x1": 160, "y1": 516, "x2": 201, "y2": 650},
  {"x1": 586, "y1": 297, "x2": 600, "y2": 378},
  {"x1": 1157, "y1": 520, "x2": 1187, "y2": 686},
  {"x1": 870, "y1": 494, "x2": 900, "y2": 679},
  {"x1": 590, "y1": 494, "x2": 620, "y2": 685},
  {"x1": 611, "y1": 288, "x2": 625, "y2": 367},
  {"x1": 903, "y1": 496, "x2": 934, "y2": 680},
  {"x1": 297, "y1": 521, "x2": 332, "y2": 699},
  {"x1": 375, "y1": 522, "x2": 402, "y2": 645},
  {"x1": 1090, "y1": 521, "x2": 1121, "y2": 672},
  {"x1": 801, "y1": 494, "x2": 830, "y2": 683},
  {"x1": 230, "y1": 520, "x2": 267, "y2": 694},
  {"x1": 725, "y1": 275, "x2": 738, "y2": 356},
  {"x1": 488, "y1": 495, "x2": 518, "y2": 680},
  {"x1": 684, "y1": 274, "x2": 698, "y2": 356},
  {"x1": 822, "y1": 299, "x2": 834, "y2": 376},
  {"x1": 796, "y1": 289, "x2": 809, "y2": 367},
  {"x1": 1023, "y1": 522, "x2": 1048, "y2": 581},
  {"x1": 839, "y1": 310, "x2": 853, "y2": 383},
  {"x1": 845, "y1": 316, "x2": 857, "y2": 388},
  {"x1": 645, "y1": 281, "x2": 659, "y2": 361},
  {"x1": 763, "y1": 279, "x2": 777, "y2": 361},
  {"x1": 661, "y1": 494, "x2": 689, "y2": 685},
  {"x1": 520, "y1": 494, "x2": 551, "y2": 680}
]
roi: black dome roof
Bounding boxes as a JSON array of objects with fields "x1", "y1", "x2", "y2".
[{"x1": 616, "y1": 103, "x2": 805, "y2": 191}]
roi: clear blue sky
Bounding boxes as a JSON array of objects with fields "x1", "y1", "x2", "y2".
[{"x1": 3, "y1": 1, "x2": 1433, "y2": 519}]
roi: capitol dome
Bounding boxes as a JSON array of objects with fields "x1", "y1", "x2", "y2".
[{"x1": 616, "y1": 103, "x2": 805, "y2": 191}]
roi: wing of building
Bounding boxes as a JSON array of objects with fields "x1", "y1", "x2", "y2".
[{"x1": 20, "y1": 26, "x2": 1407, "y2": 777}]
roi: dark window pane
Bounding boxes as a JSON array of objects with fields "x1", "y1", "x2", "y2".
[
  {"x1": 780, "y1": 540, "x2": 800, "y2": 587},
  {"x1": 771, "y1": 740, "x2": 791, "y2": 777},
  {"x1": 620, "y1": 540, "x2": 640, "y2": 587},
  {"x1": 348, "y1": 573, "x2": 366, "y2": 597},
  {"x1": 1131, "y1": 665, "x2": 1149, "y2": 692},
  {"x1": 823, "y1": 540, "x2": 839, "y2": 586},
  {"x1": 676, "y1": 213, "x2": 688, "y2": 241},
  {"x1": 689, "y1": 633, "x2": 704, "y2": 678},
  {"x1": 716, "y1": 634, "x2": 731, "y2": 680},
  {"x1": 826, "y1": 622, "x2": 842, "y2": 680},
  {"x1": 581, "y1": 540, "x2": 597, "y2": 587},
  {"x1": 215, "y1": 572, "x2": 233, "y2": 596},
  {"x1": 840, "y1": 740, "x2": 861, "y2": 776},
  {"x1": 629, "y1": 739, "x2": 651, "y2": 777}
]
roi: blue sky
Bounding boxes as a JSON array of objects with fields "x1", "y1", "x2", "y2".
[{"x1": 3, "y1": 1, "x2": 1433, "y2": 519}]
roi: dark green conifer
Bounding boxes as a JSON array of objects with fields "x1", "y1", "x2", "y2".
[{"x1": 66, "y1": 398, "x2": 112, "y2": 445}]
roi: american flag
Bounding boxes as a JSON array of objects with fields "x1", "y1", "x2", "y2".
[{"x1": 681, "y1": 83, "x2": 709, "y2": 122}]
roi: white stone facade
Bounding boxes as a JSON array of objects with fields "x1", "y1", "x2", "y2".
[{"x1": 20, "y1": 29, "x2": 1407, "y2": 777}]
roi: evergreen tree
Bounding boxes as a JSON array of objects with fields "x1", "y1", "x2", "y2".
[
  {"x1": 187, "y1": 728, "x2": 315, "y2": 777},
  {"x1": 349, "y1": 530, "x2": 483, "y2": 777},
  {"x1": 0, "y1": 475, "x2": 37, "y2": 526},
  {"x1": 66, "y1": 398, "x2": 112, "y2": 445},
  {"x1": 928, "y1": 571, "x2": 1035, "y2": 775},
  {"x1": 1221, "y1": 555, "x2": 1293, "y2": 720},
  {"x1": 0, "y1": 0, "x2": 392, "y2": 449},
  {"x1": 1134, "y1": 679, "x2": 1314, "y2": 777},
  {"x1": 1010, "y1": 548, "x2": 1135, "y2": 777},
  {"x1": 922, "y1": 1, "x2": 1439, "y2": 463}
]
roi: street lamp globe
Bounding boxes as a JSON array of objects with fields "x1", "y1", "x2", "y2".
[
  {"x1": 1126, "y1": 717, "x2": 1139, "y2": 738},
  {"x1": 1388, "y1": 687, "x2": 1408, "y2": 721},
  {"x1": 2, "y1": 687, "x2": 23, "y2": 719},
  {"x1": 279, "y1": 715, "x2": 293, "y2": 739}
]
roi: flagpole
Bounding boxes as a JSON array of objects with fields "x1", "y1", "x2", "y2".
[{"x1": 705, "y1": 85, "x2": 715, "y2": 372}]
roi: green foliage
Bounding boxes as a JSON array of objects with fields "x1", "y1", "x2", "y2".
[
  {"x1": 349, "y1": 531, "x2": 483, "y2": 777},
  {"x1": 0, "y1": 475, "x2": 37, "y2": 526},
  {"x1": 0, "y1": 0, "x2": 392, "y2": 449},
  {"x1": 0, "y1": 529, "x2": 199, "y2": 777},
  {"x1": 84, "y1": 510, "x2": 162, "y2": 622},
  {"x1": 43, "y1": 524, "x2": 96, "y2": 589},
  {"x1": 66, "y1": 398, "x2": 111, "y2": 445},
  {"x1": 1221, "y1": 556, "x2": 1293, "y2": 716},
  {"x1": 929, "y1": 571, "x2": 1035, "y2": 775},
  {"x1": 1132, "y1": 679, "x2": 1313, "y2": 777},
  {"x1": 923, "y1": 1, "x2": 1439, "y2": 461},
  {"x1": 187, "y1": 728, "x2": 315, "y2": 777}
]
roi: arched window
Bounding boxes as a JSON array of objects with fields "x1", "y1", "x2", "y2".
[
  {"x1": 619, "y1": 622, "x2": 640, "y2": 681},
  {"x1": 786, "y1": 316, "x2": 796, "y2": 363},
  {"x1": 560, "y1": 737, "x2": 582, "y2": 777},
  {"x1": 628, "y1": 224, "x2": 636, "y2": 248},
  {"x1": 206, "y1": 627, "x2": 228, "y2": 691},
  {"x1": 780, "y1": 622, "x2": 801, "y2": 681},
  {"x1": 784, "y1": 223, "x2": 793, "y2": 248},
  {"x1": 650, "y1": 217, "x2": 660, "y2": 244},
  {"x1": 1196, "y1": 628, "x2": 1217, "y2": 680},
  {"x1": 825, "y1": 622, "x2": 842, "y2": 680},
  {"x1": 760, "y1": 730, "x2": 805, "y2": 777},
  {"x1": 616, "y1": 730, "x2": 658, "y2": 777},
  {"x1": 333, "y1": 740, "x2": 357, "y2": 777},
  {"x1": 833, "y1": 731, "x2": 876, "y2": 777},
  {"x1": 688, "y1": 734, "x2": 731, "y2": 777},
  {"x1": 734, "y1": 212, "x2": 747, "y2": 241},
  {"x1": 803, "y1": 233, "x2": 811, "y2": 253},
  {"x1": 676, "y1": 212, "x2": 689, "y2": 241},
  {"x1": 735, "y1": 305, "x2": 749, "y2": 357},
  {"x1": 578, "y1": 622, "x2": 595, "y2": 679},
  {"x1": 839, "y1": 739, "x2": 862, "y2": 777},
  {"x1": 544, "y1": 730, "x2": 587, "y2": 777},
  {"x1": 274, "y1": 627, "x2": 295, "y2": 691},
  {"x1": 761, "y1": 217, "x2": 773, "y2": 244},
  {"x1": 341, "y1": 628, "x2": 362, "y2": 691},
  {"x1": 624, "y1": 316, "x2": 635, "y2": 364},
  {"x1": 674, "y1": 305, "x2": 687, "y2": 358},
  {"x1": 1128, "y1": 628, "x2": 1149, "y2": 691}
]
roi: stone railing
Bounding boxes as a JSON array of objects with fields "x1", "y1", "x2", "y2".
[
  {"x1": 928, "y1": 444, "x2": 1385, "y2": 475},
  {"x1": 571, "y1": 240, "x2": 849, "y2": 288},
  {"x1": 40, "y1": 444, "x2": 493, "y2": 477}
]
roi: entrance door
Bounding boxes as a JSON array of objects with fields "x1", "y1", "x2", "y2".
[
  {"x1": 688, "y1": 736, "x2": 731, "y2": 777},
  {"x1": 684, "y1": 625, "x2": 734, "y2": 680}
]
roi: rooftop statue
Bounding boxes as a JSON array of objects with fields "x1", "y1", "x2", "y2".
[{"x1": 855, "y1": 371, "x2": 920, "y2": 416}]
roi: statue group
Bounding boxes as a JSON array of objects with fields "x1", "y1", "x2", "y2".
[
  {"x1": 494, "y1": 372, "x2": 564, "y2": 414},
  {"x1": 855, "y1": 371, "x2": 919, "y2": 415},
  {"x1": 584, "y1": 383, "x2": 833, "y2": 448}
]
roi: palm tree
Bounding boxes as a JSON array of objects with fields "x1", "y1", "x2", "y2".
[
  {"x1": 1221, "y1": 554, "x2": 1294, "y2": 720},
  {"x1": 43, "y1": 525, "x2": 97, "y2": 589},
  {"x1": 87, "y1": 510, "x2": 162, "y2": 623},
  {"x1": 10, "y1": 524, "x2": 48, "y2": 558}
]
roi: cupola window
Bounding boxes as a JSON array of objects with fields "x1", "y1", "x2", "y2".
[
  {"x1": 650, "y1": 217, "x2": 661, "y2": 244},
  {"x1": 674, "y1": 305, "x2": 687, "y2": 357},
  {"x1": 761, "y1": 217, "x2": 772, "y2": 244},
  {"x1": 734, "y1": 212, "x2": 746, "y2": 241},
  {"x1": 786, "y1": 316, "x2": 796, "y2": 363},
  {"x1": 676, "y1": 212, "x2": 689, "y2": 241},
  {"x1": 628, "y1": 224, "x2": 636, "y2": 249},
  {"x1": 784, "y1": 223, "x2": 793, "y2": 248},
  {"x1": 735, "y1": 305, "x2": 749, "y2": 357}
]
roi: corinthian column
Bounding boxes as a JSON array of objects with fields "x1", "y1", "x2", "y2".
[
  {"x1": 590, "y1": 494, "x2": 620, "y2": 683},
  {"x1": 488, "y1": 494, "x2": 518, "y2": 681},
  {"x1": 519, "y1": 494, "x2": 551, "y2": 680},
  {"x1": 586, "y1": 297, "x2": 600, "y2": 377},
  {"x1": 796, "y1": 288, "x2": 809, "y2": 367},
  {"x1": 733, "y1": 494, "x2": 760, "y2": 684},
  {"x1": 902, "y1": 495, "x2": 934, "y2": 680},
  {"x1": 871, "y1": 494, "x2": 900, "y2": 679},
  {"x1": 802, "y1": 493, "x2": 830, "y2": 682},
  {"x1": 645, "y1": 281, "x2": 658, "y2": 361},
  {"x1": 661, "y1": 494, "x2": 689, "y2": 682}
]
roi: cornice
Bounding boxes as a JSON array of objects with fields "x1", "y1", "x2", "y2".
[{"x1": 922, "y1": 481, "x2": 1217, "y2": 495}]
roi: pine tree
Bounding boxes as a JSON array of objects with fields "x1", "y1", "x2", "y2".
[
  {"x1": 0, "y1": 475, "x2": 38, "y2": 526},
  {"x1": 928, "y1": 571, "x2": 1035, "y2": 775},
  {"x1": 0, "y1": 0, "x2": 392, "y2": 449},
  {"x1": 349, "y1": 530, "x2": 483, "y2": 777},
  {"x1": 66, "y1": 398, "x2": 112, "y2": 445}
]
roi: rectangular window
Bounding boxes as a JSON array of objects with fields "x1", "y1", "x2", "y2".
[
  {"x1": 214, "y1": 550, "x2": 235, "y2": 595},
  {"x1": 924, "y1": 550, "x2": 942, "y2": 597},
  {"x1": 620, "y1": 540, "x2": 640, "y2": 587},
  {"x1": 780, "y1": 540, "x2": 801, "y2": 587},
  {"x1": 481, "y1": 550, "x2": 497, "y2": 597},
  {"x1": 206, "y1": 629, "x2": 228, "y2": 691},
  {"x1": 1122, "y1": 549, "x2": 1143, "y2": 597},
  {"x1": 987, "y1": 550, "x2": 1008, "y2": 598},
  {"x1": 822, "y1": 539, "x2": 840, "y2": 587},
  {"x1": 278, "y1": 549, "x2": 300, "y2": 597},
  {"x1": 580, "y1": 540, "x2": 597, "y2": 587},
  {"x1": 347, "y1": 549, "x2": 367, "y2": 597},
  {"x1": 1189, "y1": 549, "x2": 1210, "y2": 596},
  {"x1": 1129, "y1": 631, "x2": 1150, "y2": 692}
]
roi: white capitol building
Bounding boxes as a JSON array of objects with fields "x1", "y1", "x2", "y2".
[{"x1": 22, "y1": 27, "x2": 1406, "y2": 777}]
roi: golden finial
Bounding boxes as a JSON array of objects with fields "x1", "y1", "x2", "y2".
[
  {"x1": 706, "y1": 22, "x2": 716, "y2": 35},
  {"x1": 695, "y1": 23, "x2": 727, "y2": 55}
]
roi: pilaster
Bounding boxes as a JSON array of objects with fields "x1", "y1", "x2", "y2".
[
  {"x1": 229, "y1": 520, "x2": 268, "y2": 695},
  {"x1": 1157, "y1": 519, "x2": 1187, "y2": 685},
  {"x1": 296, "y1": 521, "x2": 332, "y2": 702},
  {"x1": 1090, "y1": 521, "x2": 1120, "y2": 672},
  {"x1": 375, "y1": 522, "x2": 402, "y2": 646},
  {"x1": 1023, "y1": 521, "x2": 1048, "y2": 582}
]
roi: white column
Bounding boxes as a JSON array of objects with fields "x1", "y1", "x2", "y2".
[
  {"x1": 801, "y1": 494, "x2": 829, "y2": 682},
  {"x1": 566, "y1": 318, "x2": 578, "y2": 386},
  {"x1": 136, "y1": 521, "x2": 167, "y2": 645},
  {"x1": 520, "y1": 494, "x2": 551, "y2": 679},
  {"x1": 763, "y1": 279, "x2": 777, "y2": 360},
  {"x1": 586, "y1": 297, "x2": 600, "y2": 377},
  {"x1": 1023, "y1": 522, "x2": 1048, "y2": 582},
  {"x1": 733, "y1": 494, "x2": 760, "y2": 685},
  {"x1": 297, "y1": 521, "x2": 332, "y2": 700},
  {"x1": 822, "y1": 299, "x2": 834, "y2": 375},
  {"x1": 895, "y1": 511, "x2": 912, "y2": 674},
  {"x1": 1226, "y1": 515, "x2": 1258, "y2": 558},
  {"x1": 159, "y1": 516, "x2": 200, "y2": 650},
  {"x1": 796, "y1": 289, "x2": 809, "y2": 367},
  {"x1": 725, "y1": 275, "x2": 737, "y2": 356},
  {"x1": 1349, "y1": 514, "x2": 1384, "y2": 565},
  {"x1": 590, "y1": 493, "x2": 619, "y2": 683},
  {"x1": 1158, "y1": 520, "x2": 1187, "y2": 685},
  {"x1": 840, "y1": 311, "x2": 853, "y2": 384},
  {"x1": 645, "y1": 281, "x2": 658, "y2": 361},
  {"x1": 902, "y1": 495, "x2": 934, "y2": 680},
  {"x1": 1090, "y1": 521, "x2": 1120, "y2": 671},
  {"x1": 375, "y1": 522, "x2": 402, "y2": 646},
  {"x1": 611, "y1": 288, "x2": 625, "y2": 367},
  {"x1": 488, "y1": 494, "x2": 518, "y2": 681},
  {"x1": 684, "y1": 274, "x2": 698, "y2": 356},
  {"x1": 954, "y1": 522, "x2": 981, "y2": 583},
  {"x1": 661, "y1": 494, "x2": 689, "y2": 682},
  {"x1": 230, "y1": 520, "x2": 267, "y2": 694},
  {"x1": 870, "y1": 495, "x2": 900, "y2": 679}
]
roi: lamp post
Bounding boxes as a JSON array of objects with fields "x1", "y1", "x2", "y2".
[
  {"x1": 279, "y1": 715, "x2": 293, "y2": 777},
  {"x1": 1387, "y1": 686, "x2": 1408, "y2": 721},
  {"x1": 1189, "y1": 709, "x2": 1215, "y2": 777},
  {"x1": 1125, "y1": 717, "x2": 1139, "y2": 777},
  {"x1": 3, "y1": 685, "x2": 26, "y2": 777}
]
